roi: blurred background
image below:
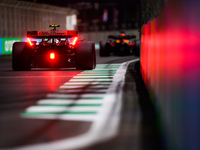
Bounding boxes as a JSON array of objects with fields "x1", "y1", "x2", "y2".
[{"x1": 0, "y1": 0, "x2": 140, "y2": 54}]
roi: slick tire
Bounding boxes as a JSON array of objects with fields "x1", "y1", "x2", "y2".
[
  {"x1": 76, "y1": 41, "x2": 96, "y2": 70},
  {"x1": 12, "y1": 42, "x2": 31, "y2": 71},
  {"x1": 99, "y1": 41, "x2": 110, "y2": 56}
]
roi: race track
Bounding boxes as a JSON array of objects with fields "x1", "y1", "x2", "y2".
[{"x1": 0, "y1": 52, "x2": 162, "y2": 150}]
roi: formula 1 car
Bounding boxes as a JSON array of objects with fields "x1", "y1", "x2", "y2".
[
  {"x1": 12, "y1": 25, "x2": 96, "y2": 71},
  {"x1": 99, "y1": 32, "x2": 136, "y2": 56}
]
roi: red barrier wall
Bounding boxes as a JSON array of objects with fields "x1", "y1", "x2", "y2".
[{"x1": 141, "y1": 1, "x2": 200, "y2": 150}]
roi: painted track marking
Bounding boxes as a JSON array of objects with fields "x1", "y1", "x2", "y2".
[{"x1": 5, "y1": 59, "x2": 139, "y2": 150}]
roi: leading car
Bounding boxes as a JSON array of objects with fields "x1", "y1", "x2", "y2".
[
  {"x1": 99, "y1": 32, "x2": 136, "y2": 56},
  {"x1": 12, "y1": 25, "x2": 96, "y2": 71}
]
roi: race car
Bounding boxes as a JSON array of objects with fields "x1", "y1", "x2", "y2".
[
  {"x1": 99, "y1": 32, "x2": 136, "y2": 56},
  {"x1": 12, "y1": 25, "x2": 96, "y2": 71}
]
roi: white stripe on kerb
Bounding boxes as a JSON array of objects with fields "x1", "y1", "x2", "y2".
[
  {"x1": 23, "y1": 115, "x2": 96, "y2": 122},
  {"x1": 64, "y1": 82, "x2": 111, "y2": 85},
  {"x1": 55, "y1": 89, "x2": 107, "y2": 93},
  {"x1": 26, "y1": 106, "x2": 101, "y2": 112},
  {"x1": 73, "y1": 76, "x2": 114, "y2": 78},
  {"x1": 91, "y1": 69, "x2": 117, "y2": 71},
  {"x1": 37, "y1": 100, "x2": 103, "y2": 105},
  {"x1": 47, "y1": 93, "x2": 105, "y2": 98},
  {"x1": 78, "y1": 72, "x2": 116, "y2": 75},
  {"x1": 59, "y1": 85, "x2": 109, "y2": 89},
  {"x1": 69, "y1": 79, "x2": 113, "y2": 82},
  {"x1": 96, "y1": 63, "x2": 121, "y2": 66}
]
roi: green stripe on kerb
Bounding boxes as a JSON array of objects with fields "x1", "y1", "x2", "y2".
[
  {"x1": 96, "y1": 64, "x2": 120, "y2": 66},
  {"x1": 63, "y1": 84, "x2": 111, "y2": 86},
  {"x1": 46, "y1": 97, "x2": 104, "y2": 100},
  {"x1": 53, "y1": 91, "x2": 106, "y2": 94},
  {"x1": 37, "y1": 104, "x2": 102, "y2": 107},
  {"x1": 84, "y1": 70, "x2": 117, "y2": 72},
  {"x1": 77, "y1": 74, "x2": 115, "y2": 76},
  {"x1": 81, "y1": 72, "x2": 116, "y2": 74},
  {"x1": 21, "y1": 111, "x2": 97, "y2": 116},
  {"x1": 59, "y1": 87, "x2": 109, "y2": 90},
  {"x1": 69, "y1": 81, "x2": 112, "y2": 82},
  {"x1": 95, "y1": 67, "x2": 120, "y2": 69},
  {"x1": 74, "y1": 77, "x2": 113, "y2": 79}
]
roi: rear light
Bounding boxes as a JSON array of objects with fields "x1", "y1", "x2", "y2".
[
  {"x1": 129, "y1": 42, "x2": 135, "y2": 46},
  {"x1": 110, "y1": 42, "x2": 115, "y2": 46},
  {"x1": 72, "y1": 37, "x2": 78, "y2": 45},
  {"x1": 50, "y1": 53, "x2": 55, "y2": 59},
  {"x1": 116, "y1": 40, "x2": 120, "y2": 43},
  {"x1": 123, "y1": 39, "x2": 129, "y2": 43},
  {"x1": 27, "y1": 38, "x2": 33, "y2": 46},
  {"x1": 121, "y1": 33, "x2": 125, "y2": 36}
]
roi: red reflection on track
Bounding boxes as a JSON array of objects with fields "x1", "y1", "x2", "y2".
[
  {"x1": 41, "y1": 71, "x2": 78, "y2": 92},
  {"x1": 23, "y1": 71, "x2": 80, "y2": 100}
]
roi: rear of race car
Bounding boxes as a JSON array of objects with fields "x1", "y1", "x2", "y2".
[
  {"x1": 99, "y1": 33, "x2": 136, "y2": 56},
  {"x1": 33, "y1": 37, "x2": 77, "y2": 68},
  {"x1": 12, "y1": 25, "x2": 96, "y2": 71}
]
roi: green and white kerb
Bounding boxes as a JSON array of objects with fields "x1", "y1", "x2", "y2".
[{"x1": 21, "y1": 64, "x2": 121, "y2": 121}]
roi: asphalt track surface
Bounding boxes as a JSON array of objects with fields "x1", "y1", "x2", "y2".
[{"x1": 0, "y1": 51, "x2": 163, "y2": 150}]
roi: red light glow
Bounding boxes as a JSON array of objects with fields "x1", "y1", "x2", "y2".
[
  {"x1": 129, "y1": 42, "x2": 135, "y2": 46},
  {"x1": 72, "y1": 37, "x2": 78, "y2": 45},
  {"x1": 50, "y1": 53, "x2": 55, "y2": 59},
  {"x1": 116, "y1": 40, "x2": 120, "y2": 43},
  {"x1": 27, "y1": 38, "x2": 33, "y2": 46},
  {"x1": 121, "y1": 33, "x2": 125, "y2": 36},
  {"x1": 110, "y1": 42, "x2": 115, "y2": 46},
  {"x1": 123, "y1": 39, "x2": 129, "y2": 43}
]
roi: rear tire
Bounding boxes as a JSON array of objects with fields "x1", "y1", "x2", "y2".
[
  {"x1": 76, "y1": 41, "x2": 96, "y2": 70},
  {"x1": 12, "y1": 42, "x2": 31, "y2": 71},
  {"x1": 99, "y1": 41, "x2": 110, "y2": 56}
]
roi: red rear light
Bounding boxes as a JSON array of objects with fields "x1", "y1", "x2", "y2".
[
  {"x1": 50, "y1": 53, "x2": 55, "y2": 59},
  {"x1": 129, "y1": 42, "x2": 135, "y2": 46},
  {"x1": 110, "y1": 42, "x2": 115, "y2": 46},
  {"x1": 27, "y1": 38, "x2": 33, "y2": 46},
  {"x1": 121, "y1": 33, "x2": 125, "y2": 36},
  {"x1": 72, "y1": 37, "x2": 78, "y2": 45}
]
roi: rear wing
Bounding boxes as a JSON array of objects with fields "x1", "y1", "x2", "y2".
[
  {"x1": 108, "y1": 35, "x2": 136, "y2": 39},
  {"x1": 27, "y1": 30, "x2": 78, "y2": 38}
]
